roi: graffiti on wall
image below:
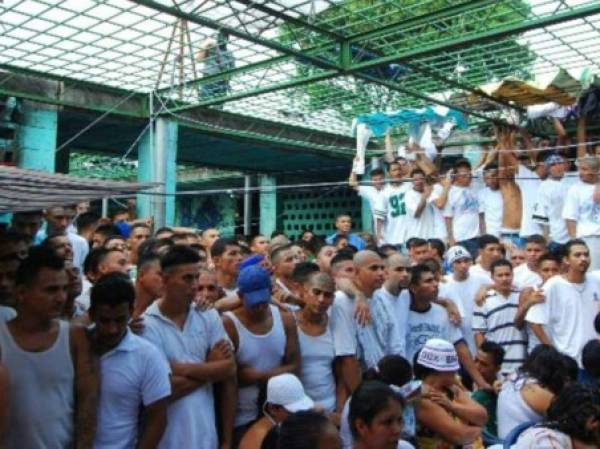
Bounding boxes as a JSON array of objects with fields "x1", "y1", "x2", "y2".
[{"x1": 176, "y1": 194, "x2": 236, "y2": 235}]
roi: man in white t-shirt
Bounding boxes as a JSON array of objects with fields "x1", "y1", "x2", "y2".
[
  {"x1": 375, "y1": 159, "x2": 412, "y2": 248},
  {"x1": 513, "y1": 234, "x2": 546, "y2": 289},
  {"x1": 404, "y1": 168, "x2": 436, "y2": 240},
  {"x1": 374, "y1": 253, "x2": 412, "y2": 353},
  {"x1": 429, "y1": 175, "x2": 451, "y2": 242},
  {"x1": 142, "y1": 245, "x2": 237, "y2": 449},
  {"x1": 90, "y1": 272, "x2": 171, "y2": 449},
  {"x1": 473, "y1": 259, "x2": 527, "y2": 374},
  {"x1": 37, "y1": 206, "x2": 89, "y2": 271},
  {"x1": 469, "y1": 234, "x2": 503, "y2": 282},
  {"x1": 517, "y1": 153, "x2": 546, "y2": 240},
  {"x1": 330, "y1": 251, "x2": 404, "y2": 401},
  {"x1": 563, "y1": 156, "x2": 600, "y2": 270},
  {"x1": 526, "y1": 239, "x2": 600, "y2": 365},
  {"x1": 513, "y1": 234, "x2": 548, "y2": 290},
  {"x1": 406, "y1": 237, "x2": 430, "y2": 265},
  {"x1": 533, "y1": 154, "x2": 576, "y2": 253},
  {"x1": 444, "y1": 159, "x2": 480, "y2": 258},
  {"x1": 442, "y1": 246, "x2": 489, "y2": 354},
  {"x1": 350, "y1": 167, "x2": 386, "y2": 234},
  {"x1": 478, "y1": 162, "x2": 503, "y2": 238},
  {"x1": 406, "y1": 263, "x2": 492, "y2": 389}
]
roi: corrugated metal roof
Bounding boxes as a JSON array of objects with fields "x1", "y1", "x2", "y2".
[{"x1": 0, "y1": 165, "x2": 157, "y2": 212}]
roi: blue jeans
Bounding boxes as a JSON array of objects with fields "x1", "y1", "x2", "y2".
[
  {"x1": 501, "y1": 232, "x2": 526, "y2": 249},
  {"x1": 458, "y1": 237, "x2": 480, "y2": 259}
]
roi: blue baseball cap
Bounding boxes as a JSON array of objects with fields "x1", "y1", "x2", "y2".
[
  {"x1": 239, "y1": 254, "x2": 264, "y2": 271},
  {"x1": 237, "y1": 265, "x2": 272, "y2": 306}
]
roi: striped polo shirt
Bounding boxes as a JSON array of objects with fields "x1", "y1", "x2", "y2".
[{"x1": 473, "y1": 290, "x2": 527, "y2": 374}]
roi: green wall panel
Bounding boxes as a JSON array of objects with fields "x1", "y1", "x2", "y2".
[{"x1": 281, "y1": 189, "x2": 362, "y2": 240}]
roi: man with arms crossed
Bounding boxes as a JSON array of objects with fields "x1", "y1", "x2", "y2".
[{"x1": 142, "y1": 245, "x2": 236, "y2": 449}]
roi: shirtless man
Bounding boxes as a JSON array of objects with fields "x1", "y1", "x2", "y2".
[{"x1": 497, "y1": 129, "x2": 524, "y2": 249}]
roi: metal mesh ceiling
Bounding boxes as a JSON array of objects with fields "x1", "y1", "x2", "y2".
[{"x1": 1, "y1": 0, "x2": 600, "y2": 137}]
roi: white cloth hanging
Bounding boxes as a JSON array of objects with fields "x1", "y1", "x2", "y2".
[{"x1": 354, "y1": 123, "x2": 373, "y2": 175}]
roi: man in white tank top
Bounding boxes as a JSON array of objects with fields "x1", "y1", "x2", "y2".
[
  {"x1": 222, "y1": 265, "x2": 299, "y2": 445},
  {"x1": 0, "y1": 247, "x2": 98, "y2": 449},
  {"x1": 213, "y1": 238, "x2": 243, "y2": 296},
  {"x1": 0, "y1": 252, "x2": 19, "y2": 321}
]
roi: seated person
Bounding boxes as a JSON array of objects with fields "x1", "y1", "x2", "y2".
[
  {"x1": 348, "y1": 380, "x2": 413, "y2": 449},
  {"x1": 579, "y1": 339, "x2": 600, "y2": 387},
  {"x1": 497, "y1": 345, "x2": 570, "y2": 439},
  {"x1": 239, "y1": 374, "x2": 314, "y2": 449},
  {"x1": 513, "y1": 384, "x2": 600, "y2": 449},
  {"x1": 472, "y1": 341, "x2": 505, "y2": 440},
  {"x1": 415, "y1": 339, "x2": 487, "y2": 449}
]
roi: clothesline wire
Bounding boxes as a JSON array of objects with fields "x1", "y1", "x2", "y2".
[
  {"x1": 129, "y1": 171, "x2": 592, "y2": 197},
  {"x1": 367, "y1": 139, "x2": 600, "y2": 157}
]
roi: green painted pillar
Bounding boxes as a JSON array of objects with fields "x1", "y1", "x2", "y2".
[
  {"x1": 259, "y1": 175, "x2": 278, "y2": 237},
  {"x1": 137, "y1": 118, "x2": 178, "y2": 229},
  {"x1": 137, "y1": 130, "x2": 152, "y2": 220},
  {"x1": 361, "y1": 194, "x2": 373, "y2": 233},
  {"x1": 18, "y1": 101, "x2": 58, "y2": 172},
  {"x1": 161, "y1": 119, "x2": 178, "y2": 227}
]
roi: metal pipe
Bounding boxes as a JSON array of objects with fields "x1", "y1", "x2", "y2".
[
  {"x1": 243, "y1": 174, "x2": 251, "y2": 236},
  {"x1": 153, "y1": 118, "x2": 167, "y2": 230}
]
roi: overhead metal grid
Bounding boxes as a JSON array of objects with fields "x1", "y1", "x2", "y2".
[{"x1": 1, "y1": 0, "x2": 600, "y2": 144}]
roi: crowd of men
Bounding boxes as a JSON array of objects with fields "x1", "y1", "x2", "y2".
[{"x1": 1, "y1": 122, "x2": 600, "y2": 449}]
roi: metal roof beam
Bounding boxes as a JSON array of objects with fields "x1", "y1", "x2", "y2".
[
  {"x1": 0, "y1": 69, "x2": 148, "y2": 118},
  {"x1": 348, "y1": 2, "x2": 600, "y2": 73},
  {"x1": 127, "y1": 0, "x2": 341, "y2": 71},
  {"x1": 232, "y1": 0, "x2": 344, "y2": 40},
  {"x1": 346, "y1": 0, "x2": 498, "y2": 44},
  {"x1": 165, "y1": 1, "x2": 600, "y2": 117},
  {"x1": 156, "y1": 0, "x2": 497, "y2": 94}
]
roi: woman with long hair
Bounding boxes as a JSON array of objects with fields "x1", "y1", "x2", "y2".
[
  {"x1": 497, "y1": 344, "x2": 570, "y2": 439},
  {"x1": 513, "y1": 384, "x2": 600, "y2": 449}
]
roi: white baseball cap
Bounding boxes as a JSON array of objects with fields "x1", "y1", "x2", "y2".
[
  {"x1": 265, "y1": 374, "x2": 314, "y2": 413},
  {"x1": 417, "y1": 338, "x2": 460, "y2": 372},
  {"x1": 446, "y1": 245, "x2": 472, "y2": 265}
]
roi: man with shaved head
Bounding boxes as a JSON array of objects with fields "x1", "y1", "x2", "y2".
[
  {"x1": 374, "y1": 252, "x2": 412, "y2": 355},
  {"x1": 330, "y1": 250, "x2": 404, "y2": 409}
]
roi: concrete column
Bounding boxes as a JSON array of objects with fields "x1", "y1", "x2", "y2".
[
  {"x1": 137, "y1": 130, "x2": 152, "y2": 220},
  {"x1": 361, "y1": 194, "x2": 373, "y2": 233},
  {"x1": 137, "y1": 118, "x2": 178, "y2": 229},
  {"x1": 17, "y1": 101, "x2": 58, "y2": 172},
  {"x1": 259, "y1": 175, "x2": 278, "y2": 237}
]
